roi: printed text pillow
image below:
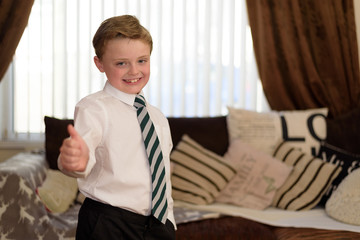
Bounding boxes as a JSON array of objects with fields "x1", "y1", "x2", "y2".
[
  {"x1": 216, "y1": 139, "x2": 292, "y2": 210},
  {"x1": 227, "y1": 107, "x2": 328, "y2": 156}
]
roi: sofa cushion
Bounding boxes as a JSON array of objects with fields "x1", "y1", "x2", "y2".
[
  {"x1": 216, "y1": 139, "x2": 292, "y2": 210},
  {"x1": 44, "y1": 116, "x2": 74, "y2": 170},
  {"x1": 272, "y1": 141, "x2": 341, "y2": 210},
  {"x1": 170, "y1": 135, "x2": 236, "y2": 205},
  {"x1": 326, "y1": 106, "x2": 360, "y2": 154},
  {"x1": 36, "y1": 169, "x2": 78, "y2": 213},
  {"x1": 316, "y1": 142, "x2": 360, "y2": 205},
  {"x1": 226, "y1": 107, "x2": 328, "y2": 156},
  {"x1": 176, "y1": 216, "x2": 277, "y2": 240},
  {"x1": 325, "y1": 168, "x2": 360, "y2": 226}
]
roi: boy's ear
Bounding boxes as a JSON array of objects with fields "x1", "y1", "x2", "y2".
[{"x1": 94, "y1": 56, "x2": 105, "y2": 72}]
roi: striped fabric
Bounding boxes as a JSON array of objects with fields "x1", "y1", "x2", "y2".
[
  {"x1": 170, "y1": 135, "x2": 236, "y2": 205},
  {"x1": 134, "y1": 94, "x2": 168, "y2": 224},
  {"x1": 272, "y1": 141, "x2": 342, "y2": 211}
]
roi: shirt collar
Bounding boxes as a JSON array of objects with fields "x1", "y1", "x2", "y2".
[{"x1": 103, "y1": 81, "x2": 144, "y2": 106}]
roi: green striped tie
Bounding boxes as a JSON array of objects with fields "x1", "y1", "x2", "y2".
[{"x1": 134, "y1": 94, "x2": 168, "y2": 224}]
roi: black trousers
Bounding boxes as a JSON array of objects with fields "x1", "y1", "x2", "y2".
[{"x1": 76, "y1": 198, "x2": 175, "y2": 240}]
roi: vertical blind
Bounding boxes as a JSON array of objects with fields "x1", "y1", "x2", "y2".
[{"x1": 5, "y1": 0, "x2": 268, "y2": 138}]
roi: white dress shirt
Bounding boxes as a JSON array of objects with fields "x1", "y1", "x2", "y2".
[{"x1": 59, "y1": 81, "x2": 175, "y2": 226}]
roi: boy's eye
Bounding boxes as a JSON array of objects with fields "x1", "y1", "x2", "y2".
[
  {"x1": 117, "y1": 62, "x2": 126, "y2": 66},
  {"x1": 139, "y1": 59, "x2": 148, "y2": 64}
]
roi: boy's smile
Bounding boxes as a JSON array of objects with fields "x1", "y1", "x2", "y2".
[
  {"x1": 94, "y1": 38, "x2": 151, "y2": 94},
  {"x1": 124, "y1": 78, "x2": 140, "y2": 83}
]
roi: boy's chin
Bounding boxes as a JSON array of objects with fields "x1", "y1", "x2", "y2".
[
  {"x1": 121, "y1": 86, "x2": 144, "y2": 95},
  {"x1": 110, "y1": 82, "x2": 145, "y2": 95}
]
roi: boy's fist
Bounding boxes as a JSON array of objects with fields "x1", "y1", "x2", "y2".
[{"x1": 59, "y1": 124, "x2": 89, "y2": 172}]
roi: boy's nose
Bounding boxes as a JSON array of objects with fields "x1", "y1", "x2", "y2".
[{"x1": 128, "y1": 64, "x2": 139, "y2": 75}]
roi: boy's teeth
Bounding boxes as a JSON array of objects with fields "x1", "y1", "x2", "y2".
[{"x1": 125, "y1": 78, "x2": 139, "y2": 83}]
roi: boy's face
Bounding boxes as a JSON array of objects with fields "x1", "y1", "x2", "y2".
[{"x1": 94, "y1": 38, "x2": 151, "y2": 94}]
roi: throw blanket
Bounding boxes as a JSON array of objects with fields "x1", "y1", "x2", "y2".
[{"x1": 174, "y1": 201, "x2": 360, "y2": 233}]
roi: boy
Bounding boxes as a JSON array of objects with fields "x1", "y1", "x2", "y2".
[{"x1": 58, "y1": 15, "x2": 176, "y2": 239}]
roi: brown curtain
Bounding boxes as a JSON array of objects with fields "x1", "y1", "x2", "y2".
[
  {"x1": 0, "y1": 0, "x2": 34, "y2": 81},
  {"x1": 246, "y1": 0, "x2": 360, "y2": 118}
]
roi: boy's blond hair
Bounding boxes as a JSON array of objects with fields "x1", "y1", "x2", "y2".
[{"x1": 93, "y1": 15, "x2": 153, "y2": 59}]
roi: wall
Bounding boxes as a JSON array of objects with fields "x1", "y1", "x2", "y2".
[{"x1": 0, "y1": 141, "x2": 43, "y2": 162}]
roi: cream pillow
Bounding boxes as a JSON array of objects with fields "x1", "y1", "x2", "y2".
[
  {"x1": 272, "y1": 141, "x2": 341, "y2": 210},
  {"x1": 216, "y1": 139, "x2": 292, "y2": 210},
  {"x1": 227, "y1": 107, "x2": 328, "y2": 155},
  {"x1": 326, "y1": 168, "x2": 360, "y2": 226},
  {"x1": 37, "y1": 169, "x2": 78, "y2": 213},
  {"x1": 171, "y1": 135, "x2": 236, "y2": 205}
]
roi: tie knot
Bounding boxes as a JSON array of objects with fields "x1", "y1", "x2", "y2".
[{"x1": 134, "y1": 94, "x2": 146, "y2": 109}]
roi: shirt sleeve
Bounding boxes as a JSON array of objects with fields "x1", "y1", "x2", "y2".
[{"x1": 58, "y1": 98, "x2": 105, "y2": 178}]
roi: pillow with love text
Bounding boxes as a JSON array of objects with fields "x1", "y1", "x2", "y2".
[{"x1": 226, "y1": 107, "x2": 328, "y2": 156}]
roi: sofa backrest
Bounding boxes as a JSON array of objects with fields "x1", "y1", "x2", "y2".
[
  {"x1": 168, "y1": 116, "x2": 229, "y2": 156},
  {"x1": 44, "y1": 116, "x2": 229, "y2": 170}
]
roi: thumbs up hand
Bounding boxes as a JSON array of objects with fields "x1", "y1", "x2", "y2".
[{"x1": 59, "y1": 124, "x2": 89, "y2": 172}]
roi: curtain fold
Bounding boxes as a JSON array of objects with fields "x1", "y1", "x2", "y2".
[
  {"x1": 246, "y1": 0, "x2": 360, "y2": 118},
  {"x1": 0, "y1": 0, "x2": 34, "y2": 81}
]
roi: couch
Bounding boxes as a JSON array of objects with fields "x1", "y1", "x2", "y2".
[
  {"x1": 168, "y1": 111, "x2": 360, "y2": 239},
  {"x1": 1, "y1": 107, "x2": 360, "y2": 239}
]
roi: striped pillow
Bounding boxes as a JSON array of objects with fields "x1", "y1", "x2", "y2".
[
  {"x1": 272, "y1": 141, "x2": 342, "y2": 210},
  {"x1": 170, "y1": 135, "x2": 236, "y2": 205}
]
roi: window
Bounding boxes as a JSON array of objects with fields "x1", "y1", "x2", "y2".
[{"x1": 0, "y1": 0, "x2": 269, "y2": 141}]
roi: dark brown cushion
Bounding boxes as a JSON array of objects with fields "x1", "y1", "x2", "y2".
[
  {"x1": 44, "y1": 116, "x2": 73, "y2": 170},
  {"x1": 168, "y1": 116, "x2": 229, "y2": 156},
  {"x1": 316, "y1": 142, "x2": 360, "y2": 206},
  {"x1": 326, "y1": 106, "x2": 360, "y2": 154}
]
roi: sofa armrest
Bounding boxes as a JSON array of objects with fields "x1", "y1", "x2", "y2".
[
  {"x1": 0, "y1": 153, "x2": 48, "y2": 188},
  {"x1": 0, "y1": 153, "x2": 79, "y2": 239},
  {"x1": 0, "y1": 153, "x2": 49, "y2": 239}
]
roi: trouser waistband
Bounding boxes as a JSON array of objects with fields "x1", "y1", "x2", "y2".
[{"x1": 83, "y1": 197, "x2": 152, "y2": 225}]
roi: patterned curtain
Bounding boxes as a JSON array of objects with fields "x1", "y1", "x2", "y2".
[
  {"x1": 0, "y1": 0, "x2": 34, "y2": 81},
  {"x1": 246, "y1": 0, "x2": 360, "y2": 118}
]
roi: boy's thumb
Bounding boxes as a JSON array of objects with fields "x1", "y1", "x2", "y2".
[{"x1": 67, "y1": 124, "x2": 80, "y2": 140}]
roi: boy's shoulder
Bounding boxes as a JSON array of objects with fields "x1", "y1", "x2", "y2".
[{"x1": 77, "y1": 89, "x2": 108, "y2": 106}]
